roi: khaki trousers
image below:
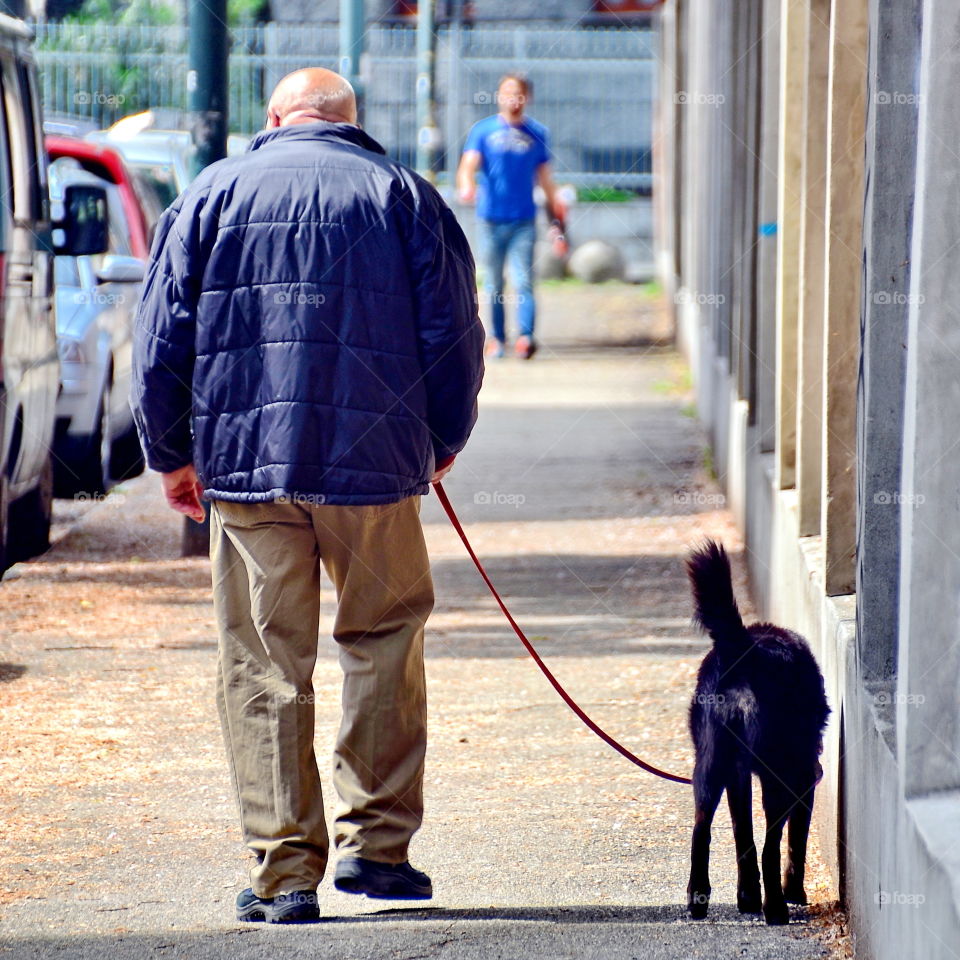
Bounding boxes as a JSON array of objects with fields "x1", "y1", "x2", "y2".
[{"x1": 209, "y1": 496, "x2": 434, "y2": 898}]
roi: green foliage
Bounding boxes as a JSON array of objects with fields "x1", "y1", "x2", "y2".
[
  {"x1": 60, "y1": 0, "x2": 109, "y2": 21},
  {"x1": 43, "y1": 0, "x2": 268, "y2": 127},
  {"x1": 576, "y1": 186, "x2": 636, "y2": 203},
  {"x1": 65, "y1": 0, "x2": 177, "y2": 24},
  {"x1": 229, "y1": 0, "x2": 269, "y2": 25},
  {"x1": 63, "y1": 0, "x2": 268, "y2": 25}
]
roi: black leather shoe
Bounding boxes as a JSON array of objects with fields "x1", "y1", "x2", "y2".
[
  {"x1": 333, "y1": 857, "x2": 432, "y2": 899},
  {"x1": 236, "y1": 887, "x2": 320, "y2": 923}
]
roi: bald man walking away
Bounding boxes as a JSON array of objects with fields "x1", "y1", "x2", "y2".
[{"x1": 132, "y1": 68, "x2": 484, "y2": 923}]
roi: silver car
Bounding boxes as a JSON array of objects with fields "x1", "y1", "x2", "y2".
[
  {"x1": 49, "y1": 160, "x2": 146, "y2": 496},
  {"x1": 87, "y1": 123, "x2": 251, "y2": 207}
]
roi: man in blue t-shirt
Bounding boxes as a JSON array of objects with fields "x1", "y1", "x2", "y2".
[{"x1": 457, "y1": 74, "x2": 564, "y2": 360}]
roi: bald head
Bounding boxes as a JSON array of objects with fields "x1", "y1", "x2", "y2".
[{"x1": 266, "y1": 68, "x2": 357, "y2": 128}]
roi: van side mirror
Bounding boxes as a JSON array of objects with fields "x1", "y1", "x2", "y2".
[
  {"x1": 53, "y1": 184, "x2": 109, "y2": 256},
  {"x1": 95, "y1": 254, "x2": 145, "y2": 284}
]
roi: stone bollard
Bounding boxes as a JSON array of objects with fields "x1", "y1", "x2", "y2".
[{"x1": 568, "y1": 239, "x2": 625, "y2": 283}]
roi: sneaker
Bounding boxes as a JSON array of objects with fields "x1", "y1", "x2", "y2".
[
  {"x1": 485, "y1": 338, "x2": 506, "y2": 359},
  {"x1": 333, "y1": 857, "x2": 433, "y2": 900},
  {"x1": 235, "y1": 887, "x2": 320, "y2": 923},
  {"x1": 515, "y1": 335, "x2": 537, "y2": 360}
]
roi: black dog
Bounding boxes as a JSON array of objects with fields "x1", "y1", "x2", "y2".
[{"x1": 686, "y1": 541, "x2": 829, "y2": 925}]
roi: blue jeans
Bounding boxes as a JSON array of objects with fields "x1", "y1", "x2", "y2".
[{"x1": 479, "y1": 219, "x2": 536, "y2": 342}]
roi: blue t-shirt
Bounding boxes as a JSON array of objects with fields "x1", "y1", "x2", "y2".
[{"x1": 463, "y1": 114, "x2": 551, "y2": 223}]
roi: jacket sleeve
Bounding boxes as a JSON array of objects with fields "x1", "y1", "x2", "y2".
[
  {"x1": 403, "y1": 178, "x2": 485, "y2": 463},
  {"x1": 130, "y1": 190, "x2": 207, "y2": 474}
]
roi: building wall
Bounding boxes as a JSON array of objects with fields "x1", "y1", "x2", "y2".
[{"x1": 656, "y1": 0, "x2": 960, "y2": 957}]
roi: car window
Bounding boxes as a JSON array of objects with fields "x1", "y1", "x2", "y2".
[
  {"x1": 130, "y1": 170, "x2": 166, "y2": 227},
  {"x1": 105, "y1": 185, "x2": 132, "y2": 257},
  {"x1": 1, "y1": 54, "x2": 32, "y2": 222},
  {"x1": 130, "y1": 163, "x2": 178, "y2": 208},
  {"x1": 20, "y1": 63, "x2": 47, "y2": 222}
]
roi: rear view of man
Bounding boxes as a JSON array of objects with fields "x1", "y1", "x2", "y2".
[{"x1": 132, "y1": 68, "x2": 483, "y2": 922}]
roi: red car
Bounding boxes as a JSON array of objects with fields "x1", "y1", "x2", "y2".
[{"x1": 45, "y1": 135, "x2": 153, "y2": 259}]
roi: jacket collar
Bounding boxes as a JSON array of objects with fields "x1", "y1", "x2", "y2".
[{"x1": 247, "y1": 121, "x2": 387, "y2": 156}]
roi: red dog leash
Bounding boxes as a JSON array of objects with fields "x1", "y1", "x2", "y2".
[{"x1": 433, "y1": 481, "x2": 692, "y2": 786}]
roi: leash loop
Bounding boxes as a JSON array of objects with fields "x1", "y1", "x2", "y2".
[{"x1": 433, "y1": 481, "x2": 692, "y2": 786}]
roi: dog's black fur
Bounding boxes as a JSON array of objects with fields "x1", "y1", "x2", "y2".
[{"x1": 686, "y1": 541, "x2": 829, "y2": 925}]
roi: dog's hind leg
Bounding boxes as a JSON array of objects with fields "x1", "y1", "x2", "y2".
[
  {"x1": 783, "y1": 789, "x2": 814, "y2": 904},
  {"x1": 727, "y1": 763, "x2": 761, "y2": 913},
  {"x1": 688, "y1": 759, "x2": 725, "y2": 919},
  {"x1": 758, "y1": 778, "x2": 791, "y2": 925}
]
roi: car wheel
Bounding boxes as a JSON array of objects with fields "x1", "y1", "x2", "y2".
[
  {"x1": 7, "y1": 452, "x2": 53, "y2": 563},
  {"x1": 70, "y1": 388, "x2": 111, "y2": 498},
  {"x1": 0, "y1": 472, "x2": 9, "y2": 577},
  {"x1": 109, "y1": 421, "x2": 145, "y2": 482}
]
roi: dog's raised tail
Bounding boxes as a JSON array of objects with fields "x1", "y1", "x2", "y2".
[{"x1": 687, "y1": 540, "x2": 751, "y2": 659}]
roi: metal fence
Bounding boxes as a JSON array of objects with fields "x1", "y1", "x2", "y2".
[{"x1": 34, "y1": 21, "x2": 655, "y2": 187}]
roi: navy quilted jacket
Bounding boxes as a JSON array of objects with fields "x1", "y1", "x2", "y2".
[{"x1": 131, "y1": 122, "x2": 483, "y2": 504}]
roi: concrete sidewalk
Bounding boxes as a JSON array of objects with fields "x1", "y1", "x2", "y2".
[{"x1": 0, "y1": 283, "x2": 836, "y2": 958}]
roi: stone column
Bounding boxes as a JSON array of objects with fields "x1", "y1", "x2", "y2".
[
  {"x1": 774, "y1": 0, "x2": 806, "y2": 490},
  {"x1": 654, "y1": 1, "x2": 680, "y2": 296},
  {"x1": 856, "y1": 0, "x2": 921, "y2": 683},
  {"x1": 755, "y1": 0, "x2": 781, "y2": 455},
  {"x1": 708, "y1": 0, "x2": 735, "y2": 365},
  {"x1": 733, "y1": 0, "x2": 762, "y2": 413},
  {"x1": 896, "y1": 0, "x2": 960, "y2": 797},
  {"x1": 795, "y1": 0, "x2": 830, "y2": 538},
  {"x1": 820, "y1": 0, "x2": 866, "y2": 596},
  {"x1": 683, "y1": 0, "x2": 726, "y2": 404}
]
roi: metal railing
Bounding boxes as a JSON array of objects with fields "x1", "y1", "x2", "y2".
[{"x1": 34, "y1": 21, "x2": 655, "y2": 187}]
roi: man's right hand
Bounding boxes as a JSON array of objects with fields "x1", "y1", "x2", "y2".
[
  {"x1": 548, "y1": 220, "x2": 568, "y2": 258},
  {"x1": 431, "y1": 455, "x2": 456, "y2": 484},
  {"x1": 161, "y1": 464, "x2": 206, "y2": 523}
]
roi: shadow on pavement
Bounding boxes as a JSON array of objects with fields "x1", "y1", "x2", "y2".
[
  {"x1": 327, "y1": 903, "x2": 697, "y2": 923},
  {"x1": 535, "y1": 337, "x2": 675, "y2": 353},
  {"x1": 426, "y1": 551, "x2": 703, "y2": 658},
  {"x1": 0, "y1": 662, "x2": 27, "y2": 682},
  {"x1": 4, "y1": 903, "x2": 817, "y2": 960}
]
